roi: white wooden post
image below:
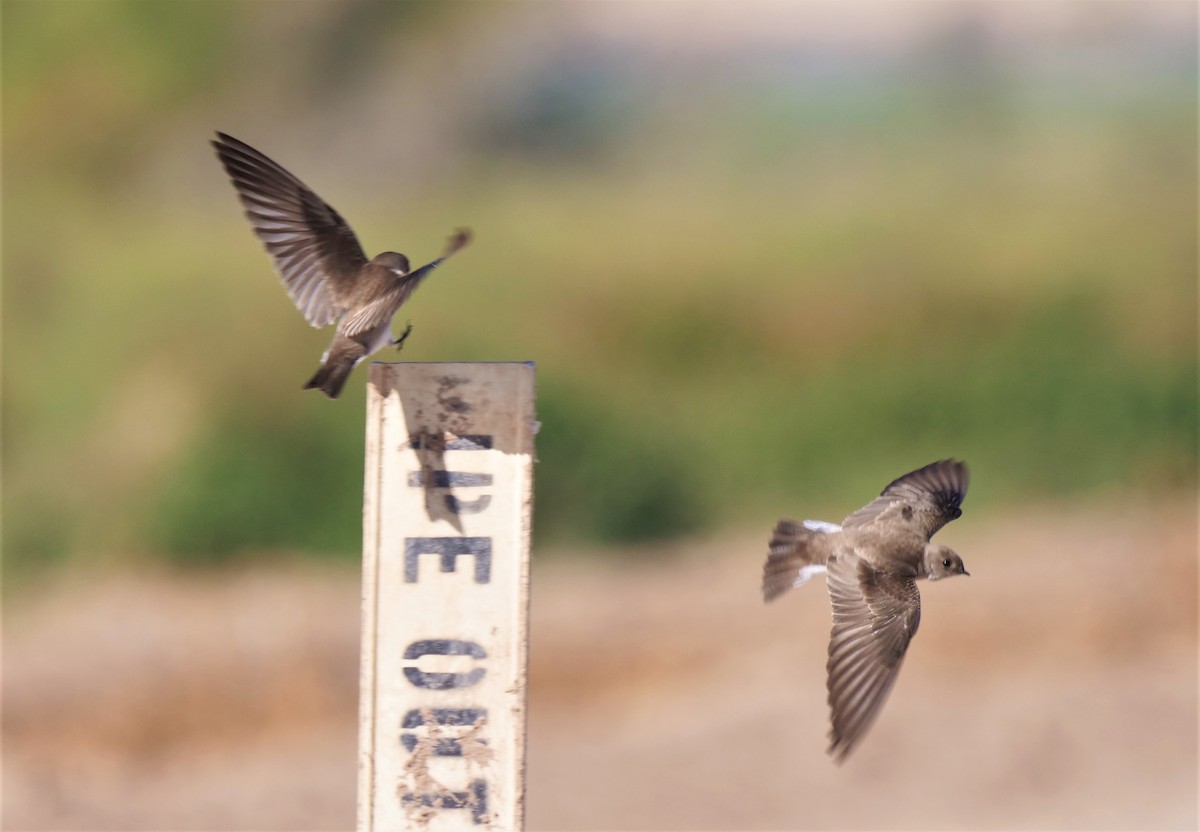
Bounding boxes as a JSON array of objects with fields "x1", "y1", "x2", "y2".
[{"x1": 359, "y1": 362, "x2": 535, "y2": 831}]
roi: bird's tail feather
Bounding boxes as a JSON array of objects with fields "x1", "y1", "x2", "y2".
[
  {"x1": 762, "y1": 518, "x2": 833, "y2": 602},
  {"x1": 304, "y1": 359, "x2": 355, "y2": 399}
]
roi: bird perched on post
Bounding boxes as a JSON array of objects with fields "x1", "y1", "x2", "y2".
[
  {"x1": 762, "y1": 459, "x2": 970, "y2": 762},
  {"x1": 212, "y1": 131, "x2": 470, "y2": 399}
]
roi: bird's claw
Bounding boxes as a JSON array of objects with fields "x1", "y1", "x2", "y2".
[{"x1": 393, "y1": 322, "x2": 414, "y2": 350}]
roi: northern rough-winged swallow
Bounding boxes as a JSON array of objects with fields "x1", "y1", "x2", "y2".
[
  {"x1": 212, "y1": 132, "x2": 470, "y2": 399},
  {"x1": 762, "y1": 459, "x2": 970, "y2": 762}
]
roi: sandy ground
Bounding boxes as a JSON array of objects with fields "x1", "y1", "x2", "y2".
[{"x1": 4, "y1": 499, "x2": 1197, "y2": 830}]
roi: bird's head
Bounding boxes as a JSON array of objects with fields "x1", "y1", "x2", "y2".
[
  {"x1": 374, "y1": 251, "x2": 410, "y2": 275},
  {"x1": 924, "y1": 544, "x2": 969, "y2": 581}
]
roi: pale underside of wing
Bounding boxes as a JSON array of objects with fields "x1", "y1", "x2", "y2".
[
  {"x1": 841, "y1": 459, "x2": 969, "y2": 540},
  {"x1": 824, "y1": 550, "x2": 922, "y2": 761},
  {"x1": 213, "y1": 133, "x2": 368, "y2": 328}
]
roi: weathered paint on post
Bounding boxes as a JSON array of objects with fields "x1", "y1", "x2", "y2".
[{"x1": 359, "y1": 362, "x2": 535, "y2": 831}]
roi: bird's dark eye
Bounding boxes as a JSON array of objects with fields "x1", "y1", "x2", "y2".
[{"x1": 942, "y1": 558, "x2": 952, "y2": 568}]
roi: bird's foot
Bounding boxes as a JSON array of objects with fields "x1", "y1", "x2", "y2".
[{"x1": 393, "y1": 322, "x2": 414, "y2": 351}]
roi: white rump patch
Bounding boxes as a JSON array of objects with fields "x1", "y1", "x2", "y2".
[
  {"x1": 802, "y1": 519, "x2": 842, "y2": 534},
  {"x1": 793, "y1": 563, "x2": 828, "y2": 588}
]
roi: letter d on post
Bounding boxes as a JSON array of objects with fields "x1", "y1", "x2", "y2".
[{"x1": 359, "y1": 363, "x2": 535, "y2": 831}]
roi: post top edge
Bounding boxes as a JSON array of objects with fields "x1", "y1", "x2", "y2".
[{"x1": 367, "y1": 361, "x2": 535, "y2": 399}]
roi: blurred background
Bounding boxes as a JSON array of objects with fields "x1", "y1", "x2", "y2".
[{"x1": 3, "y1": 1, "x2": 1196, "y2": 829}]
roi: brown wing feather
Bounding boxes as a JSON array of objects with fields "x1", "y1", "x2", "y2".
[
  {"x1": 825, "y1": 551, "x2": 922, "y2": 761},
  {"x1": 841, "y1": 459, "x2": 969, "y2": 540},
  {"x1": 213, "y1": 132, "x2": 368, "y2": 327}
]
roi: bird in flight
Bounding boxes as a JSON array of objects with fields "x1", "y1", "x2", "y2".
[
  {"x1": 212, "y1": 131, "x2": 470, "y2": 399},
  {"x1": 762, "y1": 459, "x2": 970, "y2": 762}
]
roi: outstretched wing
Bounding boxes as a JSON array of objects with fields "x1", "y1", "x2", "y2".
[
  {"x1": 842, "y1": 459, "x2": 969, "y2": 540},
  {"x1": 340, "y1": 229, "x2": 471, "y2": 337},
  {"x1": 212, "y1": 132, "x2": 368, "y2": 327},
  {"x1": 825, "y1": 550, "x2": 922, "y2": 762}
]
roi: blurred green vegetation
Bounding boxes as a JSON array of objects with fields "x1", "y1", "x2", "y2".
[{"x1": 3, "y1": 2, "x2": 1195, "y2": 575}]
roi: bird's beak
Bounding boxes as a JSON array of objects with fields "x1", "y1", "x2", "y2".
[{"x1": 962, "y1": 570, "x2": 971, "y2": 577}]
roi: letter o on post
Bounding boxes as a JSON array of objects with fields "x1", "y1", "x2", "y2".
[{"x1": 402, "y1": 639, "x2": 487, "y2": 690}]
